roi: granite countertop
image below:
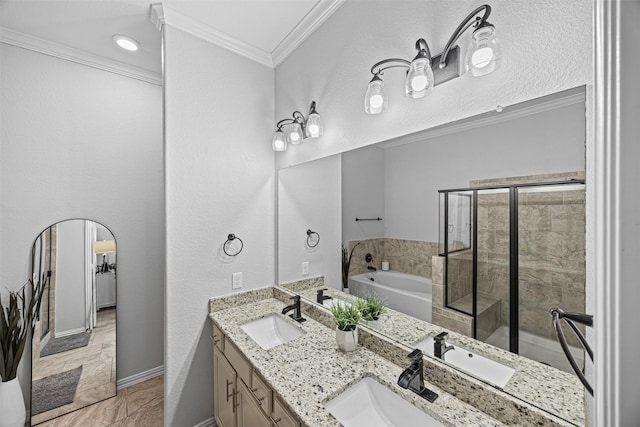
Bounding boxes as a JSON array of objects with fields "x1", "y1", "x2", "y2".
[
  {"x1": 210, "y1": 294, "x2": 505, "y2": 427},
  {"x1": 290, "y1": 284, "x2": 585, "y2": 426}
]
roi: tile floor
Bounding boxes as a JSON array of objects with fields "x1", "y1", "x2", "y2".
[
  {"x1": 32, "y1": 308, "x2": 116, "y2": 424},
  {"x1": 33, "y1": 374, "x2": 164, "y2": 426}
]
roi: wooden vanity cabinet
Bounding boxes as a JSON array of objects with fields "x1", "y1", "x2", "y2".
[{"x1": 213, "y1": 326, "x2": 300, "y2": 427}]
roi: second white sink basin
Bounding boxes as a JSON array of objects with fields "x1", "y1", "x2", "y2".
[
  {"x1": 414, "y1": 337, "x2": 515, "y2": 389},
  {"x1": 325, "y1": 377, "x2": 444, "y2": 427},
  {"x1": 240, "y1": 315, "x2": 305, "y2": 350}
]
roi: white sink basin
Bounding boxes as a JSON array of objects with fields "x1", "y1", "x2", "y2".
[
  {"x1": 325, "y1": 377, "x2": 444, "y2": 427},
  {"x1": 240, "y1": 315, "x2": 305, "y2": 350},
  {"x1": 414, "y1": 337, "x2": 515, "y2": 389}
]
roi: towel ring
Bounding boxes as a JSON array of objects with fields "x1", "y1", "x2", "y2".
[
  {"x1": 306, "y1": 229, "x2": 320, "y2": 248},
  {"x1": 223, "y1": 233, "x2": 243, "y2": 256}
]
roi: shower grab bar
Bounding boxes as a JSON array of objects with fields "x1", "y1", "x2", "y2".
[
  {"x1": 550, "y1": 307, "x2": 594, "y2": 395},
  {"x1": 355, "y1": 217, "x2": 383, "y2": 221}
]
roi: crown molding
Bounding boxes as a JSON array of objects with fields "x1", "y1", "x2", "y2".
[
  {"x1": 0, "y1": 27, "x2": 162, "y2": 85},
  {"x1": 272, "y1": 0, "x2": 346, "y2": 67},
  {"x1": 158, "y1": 0, "x2": 345, "y2": 69},
  {"x1": 160, "y1": 4, "x2": 274, "y2": 68},
  {"x1": 149, "y1": 3, "x2": 165, "y2": 32},
  {"x1": 380, "y1": 90, "x2": 586, "y2": 149}
]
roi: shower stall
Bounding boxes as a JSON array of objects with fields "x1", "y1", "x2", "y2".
[{"x1": 439, "y1": 179, "x2": 586, "y2": 372}]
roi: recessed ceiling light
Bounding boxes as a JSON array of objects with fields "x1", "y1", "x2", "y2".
[{"x1": 112, "y1": 34, "x2": 140, "y2": 52}]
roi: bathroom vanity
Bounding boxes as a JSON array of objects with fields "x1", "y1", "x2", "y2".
[{"x1": 210, "y1": 283, "x2": 579, "y2": 427}]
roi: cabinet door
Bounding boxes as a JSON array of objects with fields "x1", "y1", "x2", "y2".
[
  {"x1": 238, "y1": 380, "x2": 271, "y2": 427},
  {"x1": 214, "y1": 350, "x2": 237, "y2": 427},
  {"x1": 271, "y1": 395, "x2": 299, "y2": 427}
]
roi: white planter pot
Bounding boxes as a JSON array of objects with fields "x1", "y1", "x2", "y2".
[
  {"x1": 0, "y1": 378, "x2": 26, "y2": 427},
  {"x1": 336, "y1": 327, "x2": 358, "y2": 352}
]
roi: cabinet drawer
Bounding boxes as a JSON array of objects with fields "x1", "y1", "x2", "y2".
[
  {"x1": 271, "y1": 395, "x2": 299, "y2": 427},
  {"x1": 212, "y1": 323, "x2": 225, "y2": 352},
  {"x1": 224, "y1": 338, "x2": 252, "y2": 387},
  {"x1": 251, "y1": 370, "x2": 272, "y2": 415}
]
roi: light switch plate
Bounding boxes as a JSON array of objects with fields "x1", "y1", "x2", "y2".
[
  {"x1": 302, "y1": 262, "x2": 309, "y2": 276},
  {"x1": 232, "y1": 272, "x2": 243, "y2": 289}
]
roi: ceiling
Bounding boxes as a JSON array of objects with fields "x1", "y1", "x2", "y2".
[{"x1": 0, "y1": 0, "x2": 344, "y2": 83}]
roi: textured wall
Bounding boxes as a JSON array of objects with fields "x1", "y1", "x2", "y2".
[
  {"x1": 0, "y1": 44, "x2": 164, "y2": 406},
  {"x1": 163, "y1": 26, "x2": 275, "y2": 426},
  {"x1": 275, "y1": 0, "x2": 592, "y2": 168},
  {"x1": 278, "y1": 154, "x2": 342, "y2": 287}
]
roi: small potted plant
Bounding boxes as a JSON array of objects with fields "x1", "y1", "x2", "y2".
[
  {"x1": 329, "y1": 301, "x2": 361, "y2": 352},
  {"x1": 354, "y1": 293, "x2": 387, "y2": 329}
]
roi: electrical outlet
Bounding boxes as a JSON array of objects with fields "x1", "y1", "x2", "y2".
[
  {"x1": 302, "y1": 262, "x2": 309, "y2": 276},
  {"x1": 232, "y1": 272, "x2": 243, "y2": 289}
]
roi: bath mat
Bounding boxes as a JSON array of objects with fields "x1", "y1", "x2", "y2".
[
  {"x1": 41, "y1": 332, "x2": 91, "y2": 357},
  {"x1": 31, "y1": 365, "x2": 83, "y2": 415}
]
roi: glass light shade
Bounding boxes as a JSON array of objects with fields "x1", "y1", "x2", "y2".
[
  {"x1": 364, "y1": 77, "x2": 388, "y2": 114},
  {"x1": 465, "y1": 26, "x2": 501, "y2": 77},
  {"x1": 305, "y1": 113, "x2": 323, "y2": 138},
  {"x1": 405, "y1": 56, "x2": 434, "y2": 98},
  {"x1": 272, "y1": 130, "x2": 287, "y2": 151},
  {"x1": 288, "y1": 122, "x2": 303, "y2": 144}
]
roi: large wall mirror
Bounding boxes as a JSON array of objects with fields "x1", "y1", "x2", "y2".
[
  {"x1": 277, "y1": 86, "x2": 588, "y2": 425},
  {"x1": 30, "y1": 219, "x2": 116, "y2": 425}
]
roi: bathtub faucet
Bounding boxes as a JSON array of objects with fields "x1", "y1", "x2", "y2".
[
  {"x1": 367, "y1": 266, "x2": 377, "y2": 272},
  {"x1": 282, "y1": 295, "x2": 306, "y2": 323},
  {"x1": 434, "y1": 332, "x2": 454, "y2": 359},
  {"x1": 397, "y1": 349, "x2": 439, "y2": 402}
]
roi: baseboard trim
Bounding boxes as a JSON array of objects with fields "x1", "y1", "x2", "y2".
[
  {"x1": 55, "y1": 327, "x2": 87, "y2": 338},
  {"x1": 116, "y1": 365, "x2": 164, "y2": 390},
  {"x1": 193, "y1": 417, "x2": 216, "y2": 427}
]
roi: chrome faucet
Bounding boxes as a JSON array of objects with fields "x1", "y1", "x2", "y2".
[
  {"x1": 316, "y1": 288, "x2": 332, "y2": 304},
  {"x1": 282, "y1": 295, "x2": 306, "y2": 323},
  {"x1": 397, "y1": 349, "x2": 438, "y2": 402},
  {"x1": 434, "y1": 332, "x2": 454, "y2": 359}
]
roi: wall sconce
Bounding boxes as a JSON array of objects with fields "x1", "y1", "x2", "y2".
[
  {"x1": 272, "y1": 101, "x2": 323, "y2": 152},
  {"x1": 364, "y1": 4, "x2": 501, "y2": 114}
]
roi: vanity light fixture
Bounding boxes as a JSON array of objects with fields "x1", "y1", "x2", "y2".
[
  {"x1": 112, "y1": 34, "x2": 140, "y2": 52},
  {"x1": 272, "y1": 101, "x2": 323, "y2": 152},
  {"x1": 364, "y1": 4, "x2": 501, "y2": 114}
]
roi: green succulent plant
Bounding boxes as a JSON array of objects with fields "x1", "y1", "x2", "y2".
[
  {"x1": 354, "y1": 293, "x2": 387, "y2": 321},
  {"x1": 0, "y1": 275, "x2": 47, "y2": 382},
  {"x1": 330, "y1": 301, "x2": 361, "y2": 332}
]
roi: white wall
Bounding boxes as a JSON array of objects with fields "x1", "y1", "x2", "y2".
[
  {"x1": 275, "y1": 0, "x2": 592, "y2": 168},
  {"x1": 593, "y1": 1, "x2": 640, "y2": 424},
  {"x1": 384, "y1": 101, "x2": 586, "y2": 241},
  {"x1": 278, "y1": 154, "x2": 341, "y2": 288},
  {"x1": 55, "y1": 221, "x2": 86, "y2": 334},
  {"x1": 163, "y1": 26, "x2": 275, "y2": 426},
  {"x1": 0, "y1": 44, "x2": 163, "y2": 403},
  {"x1": 342, "y1": 145, "x2": 385, "y2": 243}
]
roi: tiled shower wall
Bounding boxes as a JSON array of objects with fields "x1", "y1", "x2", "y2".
[
  {"x1": 347, "y1": 238, "x2": 440, "y2": 279},
  {"x1": 473, "y1": 172, "x2": 586, "y2": 345}
]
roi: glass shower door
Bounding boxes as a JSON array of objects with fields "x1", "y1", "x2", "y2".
[
  {"x1": 475, "y1": 188, "x2": 511, "y2": 351},
  {"x1": 516, "y1": 183, "x2": 586, "y2": 372}
]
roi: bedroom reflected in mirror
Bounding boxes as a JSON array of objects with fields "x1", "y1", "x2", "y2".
[{"x1": 30, "y1": 219, "x2": 116, "y2": 425}]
